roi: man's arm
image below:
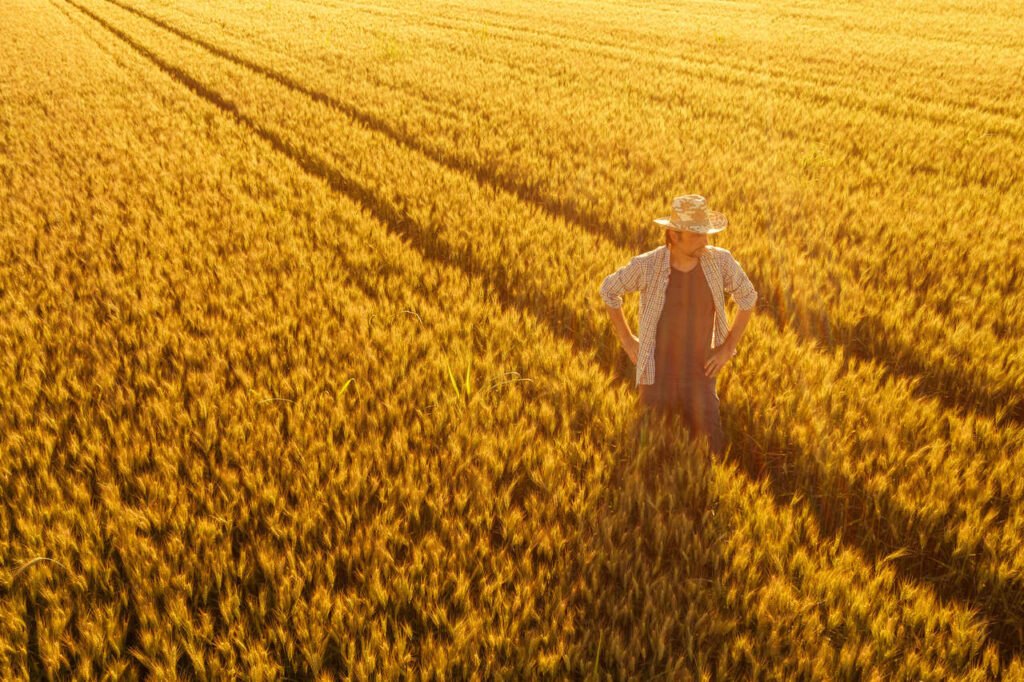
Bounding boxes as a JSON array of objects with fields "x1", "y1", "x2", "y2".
[
  {"x1": 604, "y1": 304, "x2": 636, "y2": 347},
  {"x1": 599, "y1": 254, "x2": 644, "y2": 310},
  {"x1": 600, "y1": 255, "x2": 645, "y2": 358},
  {"x1": 721, "y1": 253, "x2": 757, "y2": 355},
  {"x1": 722, "y1": 307, "x2": 753, "y2": 354}
]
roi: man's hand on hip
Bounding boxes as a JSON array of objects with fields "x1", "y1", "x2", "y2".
[{"x1": 704, "y1": 344, "x2": 734, "y2": 377}]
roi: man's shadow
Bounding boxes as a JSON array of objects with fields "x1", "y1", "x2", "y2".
[{"x1": 566, "y1": 404, "x2": 735, "y2": 679}]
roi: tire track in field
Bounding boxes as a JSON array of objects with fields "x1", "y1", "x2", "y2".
[
  {"x1": 348, "y1": 19, "x2": 1020, "y2": 200},
  {"x1": 59, "y1": 0, "x2": 1024, "y2": 664},
  {"x1": 395, "y1": 16, "x2": 1021, "y2": 193},
  {"x1": 171, "y1": 0, "x2": 1024, "y2": 168},
  {"x1": 301, "y1": 0, "x2": 1022, "y2": 127},
  {"x1": 81, "y1": 0, "x2": 1024, "y2": 429},
  {"x1": 155, "y1": 0, "x2": 1024, "y2": 324},
  {"x1": 429, "y1": 16, "x2": 1023, "y2": 128}
]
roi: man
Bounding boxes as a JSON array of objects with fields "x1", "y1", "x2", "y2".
[{"x1": 599, "y1": 194, "x2": 757, "y2": 456}]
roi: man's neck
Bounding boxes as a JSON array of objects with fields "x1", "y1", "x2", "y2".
[{"x1": 669, "y1": 249, "x2": 700, "y2": 269}]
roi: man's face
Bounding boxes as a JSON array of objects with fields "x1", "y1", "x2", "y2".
[{"x1": 672, "y1": 230, "x2": 708, "y2": 255}]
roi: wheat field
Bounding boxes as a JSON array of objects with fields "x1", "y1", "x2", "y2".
[{"x1": 1, "y1": 0, "x2": 1023, "y2": 679}]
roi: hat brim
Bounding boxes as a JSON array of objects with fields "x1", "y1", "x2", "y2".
[{"x1": 653, "y1": 209, "x2": 728, "y2": 233}]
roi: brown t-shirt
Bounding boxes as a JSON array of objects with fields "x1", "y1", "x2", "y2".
[{"x1": 652, "y1": 264, "x2": 716, "y2": 383}]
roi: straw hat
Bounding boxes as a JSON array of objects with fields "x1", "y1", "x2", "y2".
[{"x1": 653, "y1": 194, "x2": 727, "y2": 234}]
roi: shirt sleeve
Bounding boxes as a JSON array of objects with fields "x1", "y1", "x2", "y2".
[
  {"x1": 723, "y1": 253, "x2": 757, "y2": 311},
  {"x1": 599, "y1": 254, "x2": 645, "y2": 309}
]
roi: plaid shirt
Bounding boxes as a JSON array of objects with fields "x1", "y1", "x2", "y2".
[{"x1": 600, "y1": 245, "x2": 757, "y2": 386}]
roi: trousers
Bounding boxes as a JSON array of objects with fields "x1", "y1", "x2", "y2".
[{"x1": 638, "y1": 374, "x2": 726, "y2": 456}]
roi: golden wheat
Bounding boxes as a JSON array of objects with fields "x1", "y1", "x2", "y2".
[{"x1": 2, "y1": 0, "x2": 1023, "y2": 679}]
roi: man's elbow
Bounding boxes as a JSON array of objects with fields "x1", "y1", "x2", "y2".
[
  {"x1": 599, "y1": 280, "x2": 622, "y2": 310},
  {"x1": 601, "y1": 295, "x2": 623, "y2": 311}
]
